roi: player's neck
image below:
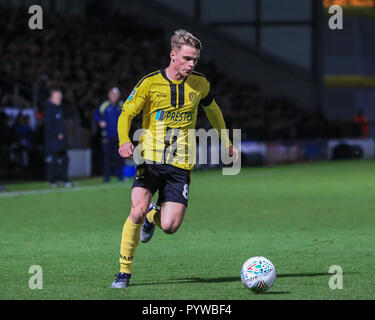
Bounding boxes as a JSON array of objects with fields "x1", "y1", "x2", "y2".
[{"x1": 165, "y1": 66, "x2": 186, "y2": 82}]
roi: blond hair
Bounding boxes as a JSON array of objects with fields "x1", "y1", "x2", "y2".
[{"x1": 171, "y1": 29, "x2": 202, "y2": 51}]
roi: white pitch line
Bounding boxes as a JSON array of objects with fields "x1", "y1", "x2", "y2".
[
  {"x1": 0, "y1": 182, "x2": 132, "y2": 199},
  {"x1": 0, "y1": 168, "x2": 273, "y2": 199}
]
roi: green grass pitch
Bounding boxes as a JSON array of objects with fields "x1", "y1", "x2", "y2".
[{"x1": 0, "y1": 159, "x2": 374, "y2": 300}]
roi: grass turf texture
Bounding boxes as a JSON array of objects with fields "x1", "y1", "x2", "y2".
[{"x1": 0, "y1": 159, "x2": 374, "y2": 300}]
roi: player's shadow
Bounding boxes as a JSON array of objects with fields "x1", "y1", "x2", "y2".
[
  {"x1": 132, "y1": 276, "x2": 291, "y2": 294},
  {"x1": 278, "y1": 271, "x2": 359, "y2": 278},
  {"x1": 278, "y1": 272, "x2": 331, "y2": 278},
  {"x1": 175, "y1": 272, "x2": 336, "y2": 283},
  {"x1": 132, "y1": 272, "x2": 358, "y2": 292}
]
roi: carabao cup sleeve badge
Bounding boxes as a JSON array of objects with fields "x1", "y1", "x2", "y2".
[{"x1": 127, "y1": 89, "x2": 136, "y2": 101}]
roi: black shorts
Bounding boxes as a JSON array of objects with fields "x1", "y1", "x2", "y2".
[{"x1": 132, "y1": 163, "x2": 191, "y2": 207}]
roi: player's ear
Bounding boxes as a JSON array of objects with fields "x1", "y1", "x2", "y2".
[{"x1": 170, "y1": 50, "x2": 176, "y2": 62}]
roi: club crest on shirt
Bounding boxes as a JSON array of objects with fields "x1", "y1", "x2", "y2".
[{"x1": 189, "y1": 92, "x2": 197, "y2": 102}]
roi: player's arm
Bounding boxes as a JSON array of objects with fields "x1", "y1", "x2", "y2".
[
  {"x1": 117, "y1": 80, "x2": 149, "y2": 158},
  {"x1": 201, "y1": 85, "x2": 239, "y2": 161}
]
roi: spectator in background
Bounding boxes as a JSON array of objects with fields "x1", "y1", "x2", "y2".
[
  {"x1": 13, "y1": 111, "x2": 33, "y2": 168},
  {"x1": 354, "y1": 109, "x2": 370, "y2": 139},
  {"x1": 0, "y1": 178, "x2": 4, "y2": 192},
  {"x1": 0, "y1": 161, "x2": 4, "y2": 192},
  {"x1": 94, "y1": 87, "x2": 124, "y2": 182},
  {"x1": 44, "y1": 89, "x2": 73, "y2": 188},
  {"x1": 0, "y1": 114, "x2": 3, "y2": 192},
  {"x1": 0, "y1": 140, "x2": 5, "y2": 191},
  {"x1": 0, "y1": 112, "x2": 14, "y2": 190}
]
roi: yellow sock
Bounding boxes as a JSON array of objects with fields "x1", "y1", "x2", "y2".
[
  {"x1": 147, "y1": 207, "x2": 161, "y2": 229},
  {"x1": 119, "y1": 217, "x2": 142, "y2": 274}
]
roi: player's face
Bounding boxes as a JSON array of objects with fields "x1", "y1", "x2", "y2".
[{"x1": 171, "y1": 45, "x2": 200, "y2": 78}]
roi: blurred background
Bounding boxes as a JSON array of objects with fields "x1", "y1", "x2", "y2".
[{"x1": 0, "y1": 0, "x2": 374, "y2": 183}]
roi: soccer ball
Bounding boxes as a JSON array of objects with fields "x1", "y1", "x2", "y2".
[{"x1": 240, "y1": 256, "x2": 276, "y2": 292}]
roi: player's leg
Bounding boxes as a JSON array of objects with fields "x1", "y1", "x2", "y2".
[
  {"x1": 141, "y1": 201, "x2": 186, "y2": 242},
  {"x1": 159, "y1": 201, "x2": 186, "y2": 234},
  {"x1": 142, "y1": 165, "x2": 190, "y2": 240},
  {"x1": 140, "y1": 202, "x2": 159, "y2": 243},
  {"x1": 141, "y1": 201, "x2": 185, "y2": 243},
  {"x1": 111, "y1": 186, "x2": 153, "y2": 288},
  {"x1": 120, "y1": 186, "x2": 153, "y2": 267}
]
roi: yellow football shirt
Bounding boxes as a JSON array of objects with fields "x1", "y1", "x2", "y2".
[{"x1": 117, "y1": 68, "x2": 231, "y2": 170}]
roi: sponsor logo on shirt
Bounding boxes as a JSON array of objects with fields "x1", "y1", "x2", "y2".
[{"x1": 155, "y1": 110, "x2": 193, "y2": 122}]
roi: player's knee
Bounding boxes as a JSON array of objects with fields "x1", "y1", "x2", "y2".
[
  {"x1": 129, "y1": 204, "x2": 148, "y2": 224},
  {"x1": 162, "y1": 222, "x2": 180, "y2": 234},
  {"x1": 163, "y1": 227, "x2": 178, "y2": 234}
]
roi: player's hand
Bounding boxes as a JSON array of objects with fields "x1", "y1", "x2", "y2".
[
  {"x1": 229, "y1": 145, "x2": 239, "y2": 162},
  {"x1": 99, "y1": 120, "x2": 106, "y2": 128},
  {"x1": 58, "y1": 134, "x2": 64, "y2": 140},
  {"x1": 118, "y1": 142, "x2": 134, "y2": 158}
]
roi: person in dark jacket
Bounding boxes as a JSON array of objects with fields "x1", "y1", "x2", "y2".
[
  {"x1": 0, "y1": 168, "x2": 5, "y2": 192},
  {"x1": 44, "y1": 88, "x2": 72, "y2": 188},
  {"x1": 94, "y1": 87, "x2": 124, "y2": 182}
]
